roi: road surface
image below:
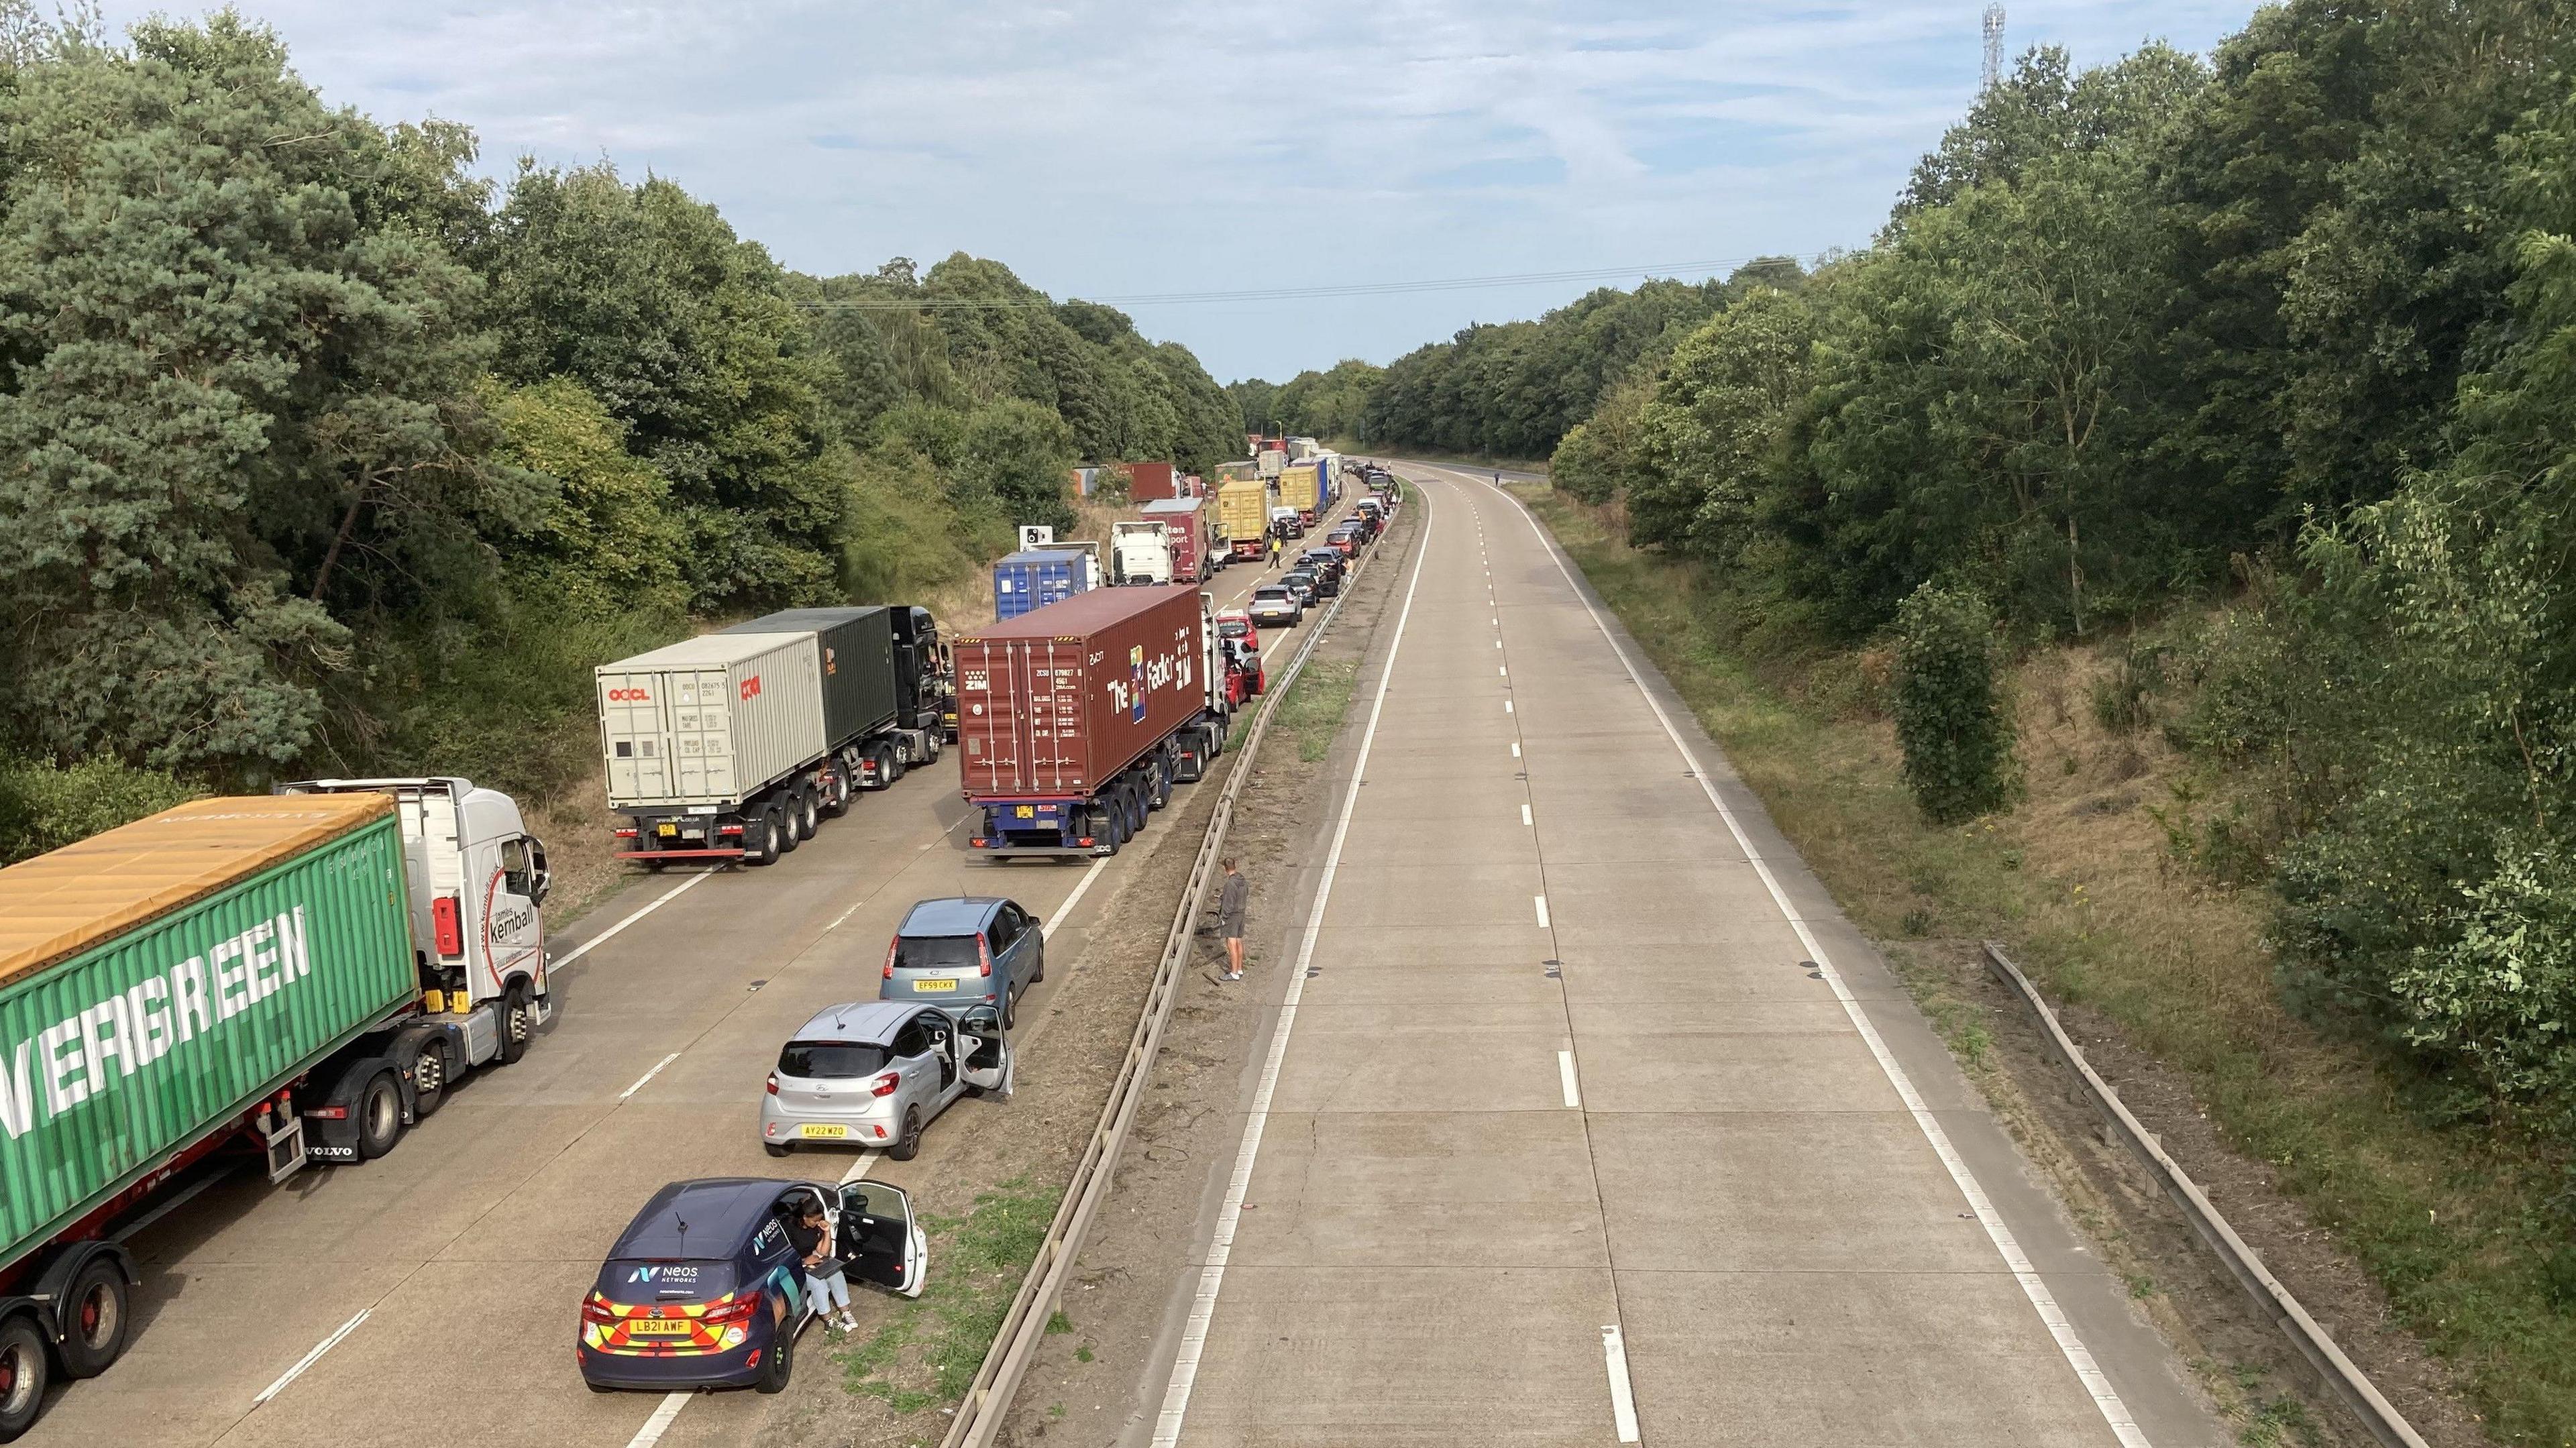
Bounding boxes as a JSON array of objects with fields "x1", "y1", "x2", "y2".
[
  {"x1": 1133, "y1": 463, "x2": 2231, "y2": 1447},
  {"x1": 22, "y1": 517, "x2": 1343, "y2": 1448}
]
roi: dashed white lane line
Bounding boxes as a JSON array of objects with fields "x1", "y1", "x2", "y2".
[
  {"x1": 839, "y1": 1150, "x2": 889, "y2": 1184},
  {"x1": 1558, "y1": 1050, "x2": 1582, "y2": 1109},
  {"x1": 252, "y1": 1308, "x2": 369, "y2": 1406},
  {"x1": 616, "y1": 1052, "x2": 682, "y2": 1101},
  {"x1": 1152, "y1": 482, "x2": 1436, "y2": 1448},
  {"x1": 1499, "y1": 665, "x2": 1509, "y2": 677},
  {"x1": 1044, "y1": 856, "x2": 1112, "y2": 934},
  {"x1": 1602, "y1": 1324, "x2": 1643, "y2": 1443},
  {"x1": 551, "y1": 868, "x2": 718, "y2": 968},
  {"x1": 623, "y1": 1392, "x2": 690, "y2": 1448},
  {"x1": 1512, "y1": 742, "x2": 1521, "y2": 758},
  {"x1": 1505, "y1": 700, "x2": 1514, "y2": 714},
  {"x1": 1522, "y1": 803, "x2": 1533, "y2": 828},
  {"x1": 1534, "y1": 894, "x2": 1550, "y2": 928},
  {"x1": 1466, "y1": 465, "x2": 2153, "y2": 1448}
]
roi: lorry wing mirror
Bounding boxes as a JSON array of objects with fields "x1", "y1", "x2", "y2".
[{"x1": 527, "y1": 837, "x2": 552, "y2": 907}]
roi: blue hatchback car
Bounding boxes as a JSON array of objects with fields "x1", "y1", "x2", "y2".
[
  {"x1": 881, "y1": 897, "x2": 1044, "y2": 1029},
  {"x1": 578, "y1": 1177, "x2": 924, "y2": 1394}
]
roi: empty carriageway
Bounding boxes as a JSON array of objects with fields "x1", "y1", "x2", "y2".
[{"x1": 1145, "y1": 466, "x2": 2232, "y2": 1447}]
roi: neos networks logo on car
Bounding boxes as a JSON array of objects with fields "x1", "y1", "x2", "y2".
[{"x1": 0, "y1": 907, "x2": 318, "y2": 1141}]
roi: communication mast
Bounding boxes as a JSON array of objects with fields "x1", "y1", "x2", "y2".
[{"x1": 1982, "y1": 4, "x2": 2006, "y2": 91}]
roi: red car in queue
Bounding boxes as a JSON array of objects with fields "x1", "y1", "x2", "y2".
[{"x1": 1214, "y1": 610, "x2": 1267, "y2": 702}]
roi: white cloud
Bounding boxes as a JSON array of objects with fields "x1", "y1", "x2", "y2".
[{"x1": 99, "y1": 0, "x2": 2261, "y2": 380}]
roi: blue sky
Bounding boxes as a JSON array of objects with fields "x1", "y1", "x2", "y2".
[{"x1": 102, "y1": 1, "x2": 2263, "y2": 382}]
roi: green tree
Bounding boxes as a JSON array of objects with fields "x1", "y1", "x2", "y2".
[
  {"x1": 1892, "y1": 583, "x2": 2015, "y2": 824},
  {"x1": 1633, "y1": 287, "x2": 1815, "y2": 561}
]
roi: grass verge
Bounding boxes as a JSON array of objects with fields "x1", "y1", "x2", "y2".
[
  {"x1": 833, "y1": 1177, "x2": 1061, "y2": 1412},
  {"x1": 1516, "y1": 485, "x2": 2576, "y2": 1445},
  {"x1": 1273, "y1": 659, "x2": 1358, "y2": 763}
]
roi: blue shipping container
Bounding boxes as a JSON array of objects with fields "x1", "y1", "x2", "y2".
[{"x1": 993, "y1": 549, "x2": 1091, "y2": 621}]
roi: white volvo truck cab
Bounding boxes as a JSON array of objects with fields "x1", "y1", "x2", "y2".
[{"x1": 278, "y1": 777, "x2": 555, "y2": 1050}]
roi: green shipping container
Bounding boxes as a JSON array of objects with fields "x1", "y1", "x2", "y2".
[{"x1": 0, "y1": 795, "x2": 417, "y2": 1271}]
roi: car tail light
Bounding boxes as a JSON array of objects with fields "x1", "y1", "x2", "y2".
[
  {"x1": 884, "y1": 938, "x2": 899, "y2": 980},
  {"x1": 765, "y1": 1073, "x2": 780, "y2": 1096},
  {"x1": 580, "y1": 1292, "x2": 619, "y2": 1325},
  {"x1": 701, "y1": 1292, "x2": 761, "y2": 1328},
  {"x1": 870, "y1": 1071, "x2": 901, "y2": 1098},
  {"x1": 431, "y1": 896, "x2": 463, "y2": 957},
  {"x1": 977, "y1": 936, "x2": 993, "y2": 979}
]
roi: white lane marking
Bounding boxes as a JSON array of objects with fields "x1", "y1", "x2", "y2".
[
  {"x1": 1534, "y1": 894, "x2": 1550, "y2": 928},
  {"x1": 1505, "y1": 700, "x2": 1514, "y2": 714},
  {"x1": 617, "y1": 1052, "x2": 682, "y2": 1101},
  {"x1": 839, "y1": 1150, "x2": 888, "y2": 1184},
  {"x1": 1471, "y1": 467, "x2": 2153, "y2": 1448},
  {"x1": 551, "y1": 869, "x2": 716, "y2": 968},
  {"x1": 1153, "y1": 484, "x2": 1437, "y2": 1448},
  {"x1": 1522, "y1": 803, "x2": 1533, "y2": 827},
  {"x1": 1558, "y1": 1050, "x2": 1582, "y2": 1109},
  {"x1": 1602, "y1": 1324, "x2": 1642, "y2": 1443},
  {"x1": 252, "y1": 1308, "x2": 369, "y2": 1406},
  {"x1": 1495, "y1": 638, "x2": 1503, "y2": 648},
  {"x1": 1499, "y1": 665, "x2": 1509, "y2": 676},
  {"x1": 1044, "y1": 856, "x2": 1111, "y2": 935},
  {"x1": 1512, "y1": 742, "x2": 1522, "y2": 758},
  {"x1": 624, "y1": 1392, "x2": 690, "y2": 1448}
]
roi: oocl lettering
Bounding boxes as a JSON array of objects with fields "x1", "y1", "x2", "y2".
[{"x1": 606, "y1": 687, "x2": 650, "y2": 703}]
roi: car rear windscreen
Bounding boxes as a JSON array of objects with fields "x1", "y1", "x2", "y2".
[
  {"x1": 1218, "y1": 620, "x2": 1248, "y2": 638},
  {"x1": 600, "y1": 1259, "x2": 737, "y2": 1303},
  {"x1": 896, "y1": 934, "x2": 981, "y2": 970},
  {"x1": 778, "y1": 1041, "x2": 890, "y2": 1078}
]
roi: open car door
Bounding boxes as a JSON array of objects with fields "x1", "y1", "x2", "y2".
[
  {"x1": 839, "y1": 1180, "x2": 928, "y2": 1300},
  {"x1": 958, "y1": 1003, "x2": 1012, "y2": 1098}
]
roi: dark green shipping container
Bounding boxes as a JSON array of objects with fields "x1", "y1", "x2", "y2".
[{"x1": 0, "y1": 804, "x2": 416, "y2": 1270}]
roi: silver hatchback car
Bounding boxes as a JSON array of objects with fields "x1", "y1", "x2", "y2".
[{"x1": 759, "y1": 1000, "x2": 1009, "y2": 1160}]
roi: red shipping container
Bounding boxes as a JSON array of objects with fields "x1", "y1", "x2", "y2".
[
  {"x1": 955, "y1": 586, "x2": 1208, "y2": 800},
  {"x1": 1122, "y1": 461, "x2": 1181, "y2": 502}
]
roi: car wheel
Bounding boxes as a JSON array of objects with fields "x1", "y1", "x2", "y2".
[
  {"x1": 755, "y1": 1315, "x2": 794, "y2": 1394},
  {"x1": 1002, "y1": 990, "x2": 1017, "y2": 1034},
  {"x1": 56, "y1": 1258, "x2": 129, "y2": 1380},
  {"x1": 763, "y1": 1141, "x2": 790, "y2": 1158},
  {"x1": 0, "y1": 1317, "x2": 46, "y2": 1441},
  {"x1": 356, "y1": 1070, "x2": 405, "y2": 1160},
  {"x1": 496, "y1": 984, "x2": 533, "y2": 1065},
  {"x1": 887, "y1": 1107, "x2": 923, "y2": 1162},
  {"x1": 1030, "y1": 943, "x2": 1044, "y2": 985},
  {"x1": 774, "y1": 803, "x2": 801, "y2": 854}
]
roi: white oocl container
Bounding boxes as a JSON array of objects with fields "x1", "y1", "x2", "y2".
[{"x1": 595, "y1": 633, "x2": 824, "y2": 809}]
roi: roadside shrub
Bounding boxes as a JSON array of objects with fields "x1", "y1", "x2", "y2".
[
  {"x1": 1892, "y1": 581, "x2": 2015, "y2": 823},
  {"x1": 0, "y1": 756, "x2": 199, "y2": 865}
]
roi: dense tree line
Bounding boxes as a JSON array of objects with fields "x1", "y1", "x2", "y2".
[
  {"x1": 0, "y1": 8, "x2": 1236, "y2": 837},
  {"x1": 1503, "y1": 1, "x2": 2576, "y2": 1149}
]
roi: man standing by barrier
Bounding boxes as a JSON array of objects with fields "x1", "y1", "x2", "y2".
[{"x1": 1218, "y1": 858, "x2": 1248, "y2": 980}]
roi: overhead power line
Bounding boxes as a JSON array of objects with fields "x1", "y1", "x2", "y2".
[{"x1": 791, "y1": 249, "x2": 1841, "y2": 311}]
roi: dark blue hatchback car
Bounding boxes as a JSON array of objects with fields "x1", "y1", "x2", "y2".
[{"x1": 578, "y1": 1176, "x2": 924, "y2": 1394}]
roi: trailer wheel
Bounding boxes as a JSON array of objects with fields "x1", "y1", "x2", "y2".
[
  {"x1": 0, "y1": 1316, "x2": 45, "y2": 1441},
  {"x1": 496, "y1": 985, "x2": 534, "y2": 1066},
  {"x1": 356, "y1": 1070, "x2": 406, "y2": 1160},
  {"x1": 1126, "y1": 783, "x2": 1149, "y2": 837},
  {"x1": 875, "y1": 743, "x2": 904, "y2": 786},
  {"x1": 1089, "y1": 804, "x2": 1122, "y2": 856},
  {"x1": 775, "y1": 802, "x2": 802, "y2": 855},
  {"x1": 743, "y1": 812, "x2": 782, "y2": 867},
  {"x1": 820, "y1": 768, "x2": 853, "y2": 819},
  {"x1": 793, "y1": 786, "x2": 820, "y2": 842},
  {"x1": 56, "y1": 1258, "x2": 129, "y2": 1380},
  {"x1": 1148, "y1": 755, "x2": 1173, "y2": 812}
]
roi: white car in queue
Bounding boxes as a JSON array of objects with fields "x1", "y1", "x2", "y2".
[{"x1": 760, "y1": 1000, "x2": 1010, "y2": 1160}]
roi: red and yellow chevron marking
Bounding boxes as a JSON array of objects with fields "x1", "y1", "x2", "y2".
[{"x1": 580, "y1": 1290, "x2": 746, "y2": 1356}]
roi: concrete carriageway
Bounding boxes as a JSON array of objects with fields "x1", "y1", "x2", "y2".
[
  {"x1": 21, "y1": 526, "x2": 1321, "y2": 1448},
  {"x1": 1136, "y1": 464, "x2": 2234, "y2": 1447}
]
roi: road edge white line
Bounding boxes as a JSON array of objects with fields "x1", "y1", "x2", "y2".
[
  {"x1": 1468, "y1": 467, "x2": 2153, "y2": 1448},
  {"x1": 251, "y1": 1308, "x2": 369, "y2": 1406},
  {"x1": 1042, "y1": 856, "x2": 1111, "y2": 935},
  {"x1": 1602, "y1": 1323, "x2": 1642, "y2": 1443},
  {"x1": 1150, "y1": 486, "x2": 1436, "y2": 1448},
  {"x1": 551, "y1": 869, "x2": 717, "y2": 968}
]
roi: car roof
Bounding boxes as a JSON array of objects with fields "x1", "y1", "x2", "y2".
[
  {"x1": 900, "y1": 896, "x2": 1005, "y2": 934},
  {"x1": 610, "y1": 1178, "x2": 814, "y2": 1258},
  {"x1": 788, "y1": 999, "x2": 920, "y2": 1044}
]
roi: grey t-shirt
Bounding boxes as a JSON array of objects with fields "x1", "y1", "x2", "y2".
[{"x1": 1217, "y1": 873, "x2": 1248, "y2": 934}]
